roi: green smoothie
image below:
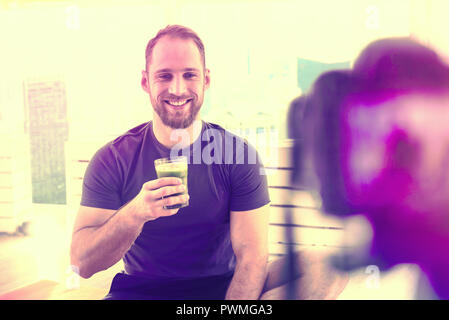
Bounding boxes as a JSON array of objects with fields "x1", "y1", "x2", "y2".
[{"x1": 154, "y1": 160, "x2": 189, "y2": 209}]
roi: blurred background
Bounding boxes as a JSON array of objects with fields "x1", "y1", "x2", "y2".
[{"x1": 0, "y1": 0, "x2": 447, "y2": 299}]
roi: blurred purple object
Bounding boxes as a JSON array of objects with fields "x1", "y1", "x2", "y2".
[{"x1": 301, "y1": 37, "x2": 449, "y2": 299}]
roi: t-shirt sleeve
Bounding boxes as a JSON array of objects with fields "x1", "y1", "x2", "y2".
[
  {"x1": 229, "y1": 142, "x2": 271, "y2": 212},
  {"x1": 80, "y1": 144, "x2": 123, "y2": 210}
]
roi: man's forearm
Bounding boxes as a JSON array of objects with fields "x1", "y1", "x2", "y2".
[
  {"x1": 71, "y1": 202, "x2": 145, "y2": 278},
  {"x1": 225, "y1": 257, "x2": 268, "y2": 300}
]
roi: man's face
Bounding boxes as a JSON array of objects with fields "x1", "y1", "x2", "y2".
[{"x1": 142, "y1": 36, "x2": 210, "y2": 129}]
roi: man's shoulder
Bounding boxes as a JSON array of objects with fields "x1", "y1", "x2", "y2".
[
  {"x1": 203, "y1": 121, "x2": 249, "y2": 144},
  {"x1": 95, "y1": 121, "x2": 151, "y2": 160},
  {"x1": 202, "y1": 121, "x2": 260, "y2": 167},
  {"x1": 111, "y1": 121, "x2": 151, "y2": 146},
  {"x1": 203, "y1": 121, "x2": 226, "y2": 133}
]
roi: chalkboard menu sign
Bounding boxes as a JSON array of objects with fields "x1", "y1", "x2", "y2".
[{"x1": 24, "y1": 78, "x2": 68, "y2": 204}]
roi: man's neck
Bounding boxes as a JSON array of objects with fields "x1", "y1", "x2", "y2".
[{"x1": 152, "y1": 116, "x2": 202, "y2": 149}]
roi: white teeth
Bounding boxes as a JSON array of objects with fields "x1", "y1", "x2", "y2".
[{"x1": 167, "y1": 99, "x2": 189, "y2": 106}]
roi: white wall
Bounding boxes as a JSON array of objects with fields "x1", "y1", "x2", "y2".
[
  {"x1": 0, "y1": 3, "x2": 164, "y2": 142},
  {"x1": 176, "y1": 0, "x2": 411, "y2": 138},
  {"x1": 426, "y1": 0, "x2": 449, "y2": 63}
]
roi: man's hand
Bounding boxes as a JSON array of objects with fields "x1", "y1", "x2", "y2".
[
  {"x1": 70, "y1": 177, "x2": 188, "y2": 278},
  {"x1": 129, "y1": 177, "x2": 189, "y2": 223}
]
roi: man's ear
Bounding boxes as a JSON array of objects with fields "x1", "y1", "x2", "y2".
[
  {"x1": 141, "y1": 70, "x2": 150, "y2": 93},
  {"x1": 204, "y1": 68, "x2": 211, "y2": 90}
]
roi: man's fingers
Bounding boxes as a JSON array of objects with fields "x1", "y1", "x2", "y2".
[
  {"x1": 153, "y1": 204, "x2": 179, "y2": 217},
  {"x1": 162, "y1": 208, "x2": 180, "y2": 216},
  {"x1": 144, "y1": 177, "x2": 183, "y2": 191},
  {"x1": 151, "y1": 185, "x2": 186, "y2": 200},
  {"x1": 138, "y1": 178, "x2": 188, "y2": 221},
  {"x1": 155, "y1": 193, "x2": 189, "y2": 208}
]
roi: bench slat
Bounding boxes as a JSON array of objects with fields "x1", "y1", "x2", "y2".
[
  {"x1": 269, "y1": 206, "x2": 343, "y2": 229},
  {"x1": 268, "y1": 188, "x2": 321, "y2": 208},
  {"x1": 268, "y1": 225, "x2": 345, "y2": 247}
]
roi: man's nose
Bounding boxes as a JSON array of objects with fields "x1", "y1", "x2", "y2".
[{"x1": 168, "y1": 75, "x2": 187, "y2": 96}]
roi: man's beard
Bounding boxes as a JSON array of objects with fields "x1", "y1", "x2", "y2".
[{"x1": 152, "y1": 93, "x2": 202, "y2": 129}]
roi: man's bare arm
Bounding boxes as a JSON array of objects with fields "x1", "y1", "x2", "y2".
[
  {"x1": 225, "y1": 204, "x2": 270, "y2": 300},
  {"x1": 70, "y1": 177, "x2": 188, "y2": 278},
  {"x1": 71, "y1": 204, "x2": 143, "y2": 278}
]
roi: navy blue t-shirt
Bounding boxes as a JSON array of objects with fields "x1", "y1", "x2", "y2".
[{"x1": 81, "y1": 121, "x2": 270, "y2": 280}]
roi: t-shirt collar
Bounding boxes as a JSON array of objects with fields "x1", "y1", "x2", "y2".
[{"x1": 149, "y1": 120, "x2": 205, "y2": 159}]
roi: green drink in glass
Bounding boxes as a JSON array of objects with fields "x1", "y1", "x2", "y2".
[{"x1": 154, "y1": 156, "x2": 189, "y2": 209}]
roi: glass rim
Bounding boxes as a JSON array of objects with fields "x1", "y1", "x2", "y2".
[{"x1": 154, "y1": 155, "x2": 188, "y2": 165}]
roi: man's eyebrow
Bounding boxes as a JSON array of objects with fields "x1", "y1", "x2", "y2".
[{"x1": 154, "y1": 68, "x2": 201, "y2": 74}]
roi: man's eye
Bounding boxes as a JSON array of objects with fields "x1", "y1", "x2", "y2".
[
  {"x1": 157, "y1": 74, "x2": 172, "y2": 80},
  {"x1": 184, "y1": 72, "x2": 198, "y2": 79}
]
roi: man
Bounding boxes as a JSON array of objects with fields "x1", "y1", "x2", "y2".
[{"x1": 70, "y1": 25, "x2": 347, "y2": 300}]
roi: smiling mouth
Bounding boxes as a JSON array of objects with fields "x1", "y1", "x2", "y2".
[{"x1": 164, "y1": 99, "x2": 193, "y2": 108}]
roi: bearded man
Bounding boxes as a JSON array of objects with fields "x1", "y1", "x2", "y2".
[{"x1": 70, "y1": 25, "x2": 347, "y2": 300}]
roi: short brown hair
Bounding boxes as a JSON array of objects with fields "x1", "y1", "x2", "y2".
[{"x1": 145, "y1": 25, "x2": 206, "y2": 70}]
